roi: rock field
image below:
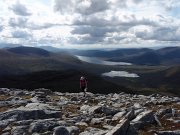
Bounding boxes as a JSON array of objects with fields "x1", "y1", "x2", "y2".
[{"x1": 0, "y1": 88, "x2": 180, "y2": 135}]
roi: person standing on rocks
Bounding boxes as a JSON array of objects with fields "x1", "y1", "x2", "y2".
[{"x1": 80, "y1": 76, "x2": 88, "y2": 97}]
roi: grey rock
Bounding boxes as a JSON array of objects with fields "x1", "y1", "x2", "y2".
[
  {"x1": 29, "y1": 119, "x2": 59, "y2": 133},
  {"x1": 80, "y1": 105, "x2": 91, "y2": 113},
  {"x1": 158, "y1": 108, "x2": 172, "y2": 116},
  {"x1": 34, "y1": 88, "x2": 53, "y2": 95},
  {"x1": 24, "y1": 103, "x2": 60, "y2": 111},
  {"x1": 105, "y1": 119, "x2": 130, "y2": 135},
  {"x1": 154, "y1": 114, "x2": 162, "y2": 127},
  {"x1": 88, "y1": 106, "x2": 102, "y2": 114},
  {"x1": 53, "y1": 126, "x2": 70, "y2": 135},
  {"x1": 11, "y1": 126, "x2": 29, "y2": 135},
  {"x1": 0, "y1": 88, "x2": 10, "y2": 95},
  {"x1": 81, "y1": 127, "x2": 107, "y2": 135},
  {"x1": 75, "y1": 122, "x2": 88, "y2": 127},
  {"x1": 133, "y1": 103, "x2": 142, "y2": 109},
  {"x1": 91, "y1": 118, "x2": 104, "y2": 125},
  {"x1": 157, "y1": 130, "x2": 180, "y2": 135},
  {"x1": 13, "y1": 119, "x2": 33, "y2": 126},
  {"x1": 130, "y1": 121, "x2": 144, "y2": 130},
  {"x1": 125, "y1": 109, "x2": 135, "y2": 120},
  {"x1": 0, "y1": 109, "x2": 62, "y2": 121},
  {"x1": 0, "y1": 119, "x2": 15, "y2": 129},
  {"x1": 67, "y1": 126, "x2": 80, "y2": 135},
  {"x1": 112, "y1": 111, "x2": 126, "y2": 121},
  {"x1": 101, "y1": 106, "x2": 119, "y2": 116},
  {"x1": 134, "y1": 109, "x2": 144, "y2": 116},
  {"x1": 132, "y1": 110, "x2": 155, "y2": 124},
  {"x1": 79, "y1": 131, "x2": 92, "y2": 135},
  {"x1": 71, "y1": 97, "x2": 79, "y2": 101},
  {"x1": 126, "y1": 125, "x2": 138, "y2": 135}
]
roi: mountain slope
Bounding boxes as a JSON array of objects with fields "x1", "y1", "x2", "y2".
[
  {"x1": 0, "y1": 70, "x2": 129, "y2": 94},
  {"x1": 108, "y1": 47, "x2": 180, "y2": 65},
  {"x1": 7, "y1": 46, "x2": 51, "y2": 57},
  {"x1": 0, "y1": 47, "x2": 81, "y2": 75}
]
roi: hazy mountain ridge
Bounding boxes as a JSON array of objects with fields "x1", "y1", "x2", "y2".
[{"x1": 107, "y1": 47, "x2": 180, "y2": 65}]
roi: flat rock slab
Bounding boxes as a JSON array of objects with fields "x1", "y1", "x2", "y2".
[{"x1": 0, "y1": 109, "x2": 62, "y2": 121}]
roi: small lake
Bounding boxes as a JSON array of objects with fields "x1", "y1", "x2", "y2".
[
  {"x1": 76, "y1": 55, "x2": 132, "y2": 66},
  {"x1": 102, "y1": 71, "x2": 139, "y2": 78}
]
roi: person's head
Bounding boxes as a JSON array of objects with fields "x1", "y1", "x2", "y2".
[{"x1": 80, "y1": 76, "x2": 85, "y2": 80}]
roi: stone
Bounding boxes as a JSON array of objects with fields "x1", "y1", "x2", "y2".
[
  {"x1": 91, "y1": 118, "x2": 104, "y2": 125},
  {"x1": 82, "y1": 127, "x2": 107, "y2": 135},
  {"x1": 157, "y1": 130, "x2": 180, "y2": 135},
  {"x1": 112, "y1": 111, "x2": 126, "y2": 121},
  {"x1": 53, "y1": 126, "x2": 70, "y2": 135},
  {"x1": 29, "y1": 119, "x2": 59, "y2": 133},
  {"x1": 101, "y1": 106, "x2": 119, "y2": 116},
  {"x1": 88, "y1": 106, "x2": 102, "y2": 114},
  {"x1": 126, "y1": 125, "x2": 138, "y2": 135},
  {"x1": 125, "y1": 109, "x2": 135, "y2": 120},
  {"x1": 105, "y1": 119, "x2": 130, "y2": 135},
  {"x1": 75, "y1": 122, "x2": 88, "y2": 127},
  {"x1": 158, "y1": 108, "x2": 172, "y2": 116},
  {"x1": 11, "y1": 126, "x2": 29, "y2": 135},
  {"x1": 154, "y1": 114, "x2": 162, "y2": 127},
  {"x1": 13, "y1": 119, "x2": 34, "y2": 126},
  {"x1": 24, "y1": 103, "x2": 60, "y2": 111},
  {"x1": 133, "y1": 103, "x2": 142, "y2": 109},
  {"x1": 0, "y1": 109, "x2": 62, "y2": 121},
  {"x1": 34, "y1": 88, "x2": 53, "y2": 95},
  {"x1": 80, "y1": 105, "x2": 91, "y2": 113},
  {"x1": 132, "y1": 110, "x2": 155, "y2": 124},
  {"x1": 66, "y1": 126, "x2": 80, "y2": 135},
  {"x1": 0, "y1": 119, "x2": 15, "y2": 129}
]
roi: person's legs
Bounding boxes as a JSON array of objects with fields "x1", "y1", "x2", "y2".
[
  {"x1": 84, "y1": 88, "x2": 86, "y2": 97},
  {"x1": 81, "y1": 86, "x2": 86, "y2": 97}
]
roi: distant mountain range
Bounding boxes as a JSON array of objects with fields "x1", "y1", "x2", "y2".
[
  {"x1": 0, "y1": 46, "x2": 179, "y2": 95},
  {"x1": 61, "y1": 47, "x2": 180, "y2": 66}
]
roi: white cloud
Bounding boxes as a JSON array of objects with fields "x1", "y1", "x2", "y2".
[
  {"x1": 0, "y1": 0, "x2": 180, "y2": 48},
  {"x1": 9, "y1": 1, "x2": 32, "y2": 16}
]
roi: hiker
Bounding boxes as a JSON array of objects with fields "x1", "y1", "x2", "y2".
[{"x1": 80, "y1": 76, "x2": 88, "y2": 97}]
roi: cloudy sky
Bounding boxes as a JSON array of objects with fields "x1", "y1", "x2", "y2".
[{"x1": 0, "y1": 0, "x2": 180, "y2": 49}]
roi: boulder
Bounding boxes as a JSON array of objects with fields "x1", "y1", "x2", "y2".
[
  {"x1": 88, "y1": 106, "x2": 102, "y2": 114},
  {"x1": 53, "y1": 126, "x2": 70, "y2": 135},
  {"x1": 125, "y1": 109, "x2": 135, "y2": 120},
  {"x1": 101, "y1": 106, "x2": 119, "y2": 116},
  {"x1": 67, "y1": 126, "x2": 80, "y2": 135},
  {"x1": 24, "y1": 103, "x2": 60, "y2": 111},
  {"x1": 91, "y1": 118, "x2": 104, "y2": 125},
  {"x1": 11, "y1": 126, "x2": 29, "y2": 135},
  {"x1": 0, "y1": 109, "x2": 62, "y2": 121},
  {"x1": 112, "y1": 111, "x2": 126, "y2": 121},
  {"x1": 29, "y1": 119, "x2": 59, "y2": 133},
  {"x1": 105, "y1": 119, "x2": 130, "y2": 135},
  {"x1": 132, "y1": 110, "x2": 155, "y2": 124}
]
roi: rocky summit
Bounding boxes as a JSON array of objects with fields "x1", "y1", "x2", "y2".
[{"x1": 0, "y1": 88, "x2": 180, "y2": 135}]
